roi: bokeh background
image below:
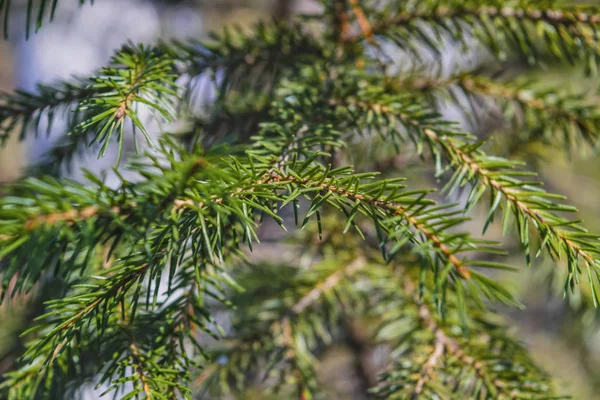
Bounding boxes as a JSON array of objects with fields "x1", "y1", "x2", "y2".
[{"x1": 0, "y1": 1, "x2": 599, "y2": 398}]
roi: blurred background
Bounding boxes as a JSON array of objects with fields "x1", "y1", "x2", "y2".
[{"x1": 0, "y1": 0, "x2": 599, "y2": 398}]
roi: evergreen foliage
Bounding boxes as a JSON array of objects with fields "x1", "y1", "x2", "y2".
[{"x1": 1, "y1": 0, "x2": 600, "y2": 398}]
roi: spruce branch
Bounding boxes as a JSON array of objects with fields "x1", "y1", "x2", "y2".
[
  {"x1": 402, "y1": 277, "x2": 511, "y2": 398},
  {"x1": 422, "y1": 126, "x2": 600, "y2": 302},
  {"x1": 353, "y1": 4, "x2": 600, "y2": 41},
  {"x1": 0, "y1": 44, "x2": 178, "y2": 168},
  {"x1": 1, "y1": 114, "x2": 346, "y2": 390},
  {"x1": 74, "y1": 44, "x2": 178, "y2": 163},
  {"x1": 1, "y1": 79, "x2": 523, "y2": 311},
  {"x1": 194, "y1": 256, "x2": 368, "y2": 397},
  {"x1": 370, "y1": 269, "x2": 559, "y2": 399},
  {"x1": 0, "y1": 77, "x2": 99, "y2": 146},
  {"x1": 352, "y1": 1, "x2": 600, "y2": 68},
  {"x1": 328, "y1": 79, "x2": 600, "y2": 302},
  {"x1": 128, "y1": 343, "x2": 152, "y2": 398},
  {"x1": 0, "y1": 143, "x2": 235, "y2": 301},
  {"x1": 168, "y1": 20, "x2": 324, "y2": 108},
  {"x1": 2, "y1": 236, "x2": 230, "y2": 398},
  {"x1": 0, "y1": 0, "x2": 93, "y2": 39},
  {"x1": 291, "y1": 256, "x2": 367, "y2": 315},
  {"x1": 410, "y1": 72, "x2": 600, "y2": 152},
  {"x1": 281, "y1": 169, "x2": 474, "y2": 278},
  {"x1": 0, "y1": 22, "x2": 323, "y2": 173},
  {"x1": 3, "y1": 1, "x2": 600, "y2": 397}
]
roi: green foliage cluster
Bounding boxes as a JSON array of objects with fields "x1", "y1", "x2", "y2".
[{"x1": 1, "y1": 0, "x2": 600, "y2": 398}]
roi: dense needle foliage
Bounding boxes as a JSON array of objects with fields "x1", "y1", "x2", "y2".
[{"x1": 1, "y1": 0, "x2": 600, "y2": 398}]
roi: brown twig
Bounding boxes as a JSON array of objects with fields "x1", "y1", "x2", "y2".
[
  {"x1": 291, "y1": 256, "x2": 366, "y2": 314},
  {"x1": 348, "y1": 0, "x2": 375, "y2": 44},
  {"x1": 414, "y1": 329, "x2": 446, "y2": 394},
  {"x1": 24, "y1": 205, "x2": 120, "y2": 231},
  {"x1": 334, "y1": 0, "x2": 351, "y2": 42}
]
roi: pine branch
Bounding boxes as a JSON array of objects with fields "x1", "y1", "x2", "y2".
[
  {"x1": 0, "y1": 144, "x2": 231, "y2": 301},
  {"x1": 1, "y1": 242, "x2": 228, "y2": 399},
  {"x1": 403, "y1": 277, "x2": 510, "y2": 398},
  {"x1": 424, "y1": 127, "x2": 600, "y2": 301},
  {"x1": 282, "y1": 170, "x2": 474, "y2": 277},
  {"x1": 413, "y1": 330, "x2": 445, "y2": 396},
  {"x1": 1, "y1": 114, "x2": 343, "y2": 393},
  {"x1": 0, "y1": 21, "x2": 323, "y2": 173},
  {"x1": 1, "y1": 81, "x2": 525, "y2": 312},
  {"x1": 291, "y1": 256, "x2": 366, "y2": 315},
  {"x1": 354, "y1": 5, "x2": 600, "y2": 41}
]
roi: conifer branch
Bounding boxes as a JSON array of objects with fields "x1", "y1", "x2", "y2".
[
  {"x1": 194, "y1": 256, "x2": 367, "y2": 396},
  {"x1": 3, "y1": 2, "x2": 600, "y2": 397},
  {"x1": 0, "y1": 78, "x2": 99, "y2": 146},
  {"x1": 411, "y1": 73, "x2": 600, "y2": 151},
  {"x1": 0, "y1": 44, "x2": 178, "y2": 166},
  {"x1": 280, "y1": 171, "x2": 473, "y2": 279},
  {"x1": 75, "y1": 44, "x2": 178, "y2": 162},
  {"x1": 0, "y1": 0, "x2": 93, "y2": 39},
  {"x1": 0, "y1": 22, "x2": 323, "y2": 172},
  {"x1": 330, "y1": 83, "x2": 600, "y2": 301},
  {"x1": 169, "y1": 20, "x2": 324, "y2": 113},
  {"x1": 371, "y1": 269, "x2": 558, "y2": 399},
  {"x1": 424, "y1": 127, "x2": 600, "y2": 299},
  {"x1": 171, "y1": 21, "x2": 322, "y2": 79},
  {"x1": 22, "y1": 262, "x2": 150, "y2": 368},
  {"x1": 403, "y1": 277, "x2": 511, "y2": 398},
  {"x1": 351, "y1": 6, "x2": 600, "y2": 43},
  {"x1": 291, "y1": 256, "x2": 367, "y2": 315},
  {"x1": 413, "y1": 329, "x2": 445, "y2": 395},
  {"x1": 353, "y1": 2, "x2": 600, "y2": 67}
]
